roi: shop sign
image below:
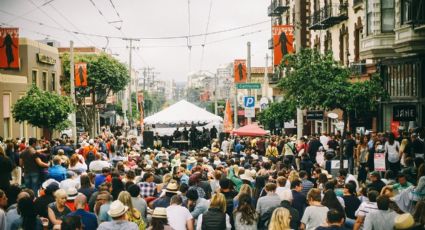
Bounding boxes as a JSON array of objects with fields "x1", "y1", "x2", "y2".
[
  {"x1": 393, "y1": 105, "x2": 416, "y2": 121},
  {"x1": 306, "y1": 111, "x2": 324, "y2": 120},
  {"x1": 37, "y1": 53, "x2": 56, "y2": 65}
]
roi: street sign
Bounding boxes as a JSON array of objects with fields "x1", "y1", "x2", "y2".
[
  {"x1": 393, "y1": 105, "x2": 416, "y2": 121},
  {"x1": 243, "y1": 96, "x2": 255, "y2": 108},
  {"x1": 236, "y1": 83, "x2": 261, "y2": 89},
  {"x1": 306, "y1": 111, "x2": 324, "y2": 120},
  {"x1": 244, "y1": 107, "x2": 255, "y2": 118}
]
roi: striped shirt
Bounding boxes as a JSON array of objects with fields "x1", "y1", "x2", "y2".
[
  {"x1": 301, "y1": 179, "x2": 314, "y2": 196},
  {"x1": 355, "y1": 201, "x2": 378, "y2": 217}
]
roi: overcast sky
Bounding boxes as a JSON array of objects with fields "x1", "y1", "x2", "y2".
[{"x1": 0, "y1": 0, "x2": 271, "y2": 82}]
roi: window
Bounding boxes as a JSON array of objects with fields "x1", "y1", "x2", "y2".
[
  {"x1": 366, "y1": 0, "x2": 373, "y2": 35},
  {"x1": 42, "y1": 71, "x2": 47, "y2": 90},
  {"x1": 381, "y1": 0, "x2": 395, "y2": 32},
  {"x1": 51, "y1": 72, "x2": 56, "y2": 91},
  {"x1": 3, "y1": 94, "x2": 11, "y2": 138},
  {"x1": 401, "y1": 0, "x2": 425, "y2": 25},
  {"x1": 32, "y1": 70, "x2": 37, "y2": 85}
]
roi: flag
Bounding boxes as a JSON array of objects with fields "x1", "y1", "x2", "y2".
[
  {"x1": 234, "y1": 59, "x2": 247, "y2": 83},
  {"x1": 273, "y1": 25, "x2": 294, "y2": 66},
  {"x1": 224, "y1": 99, "x2": 233, "y2": 133},
  {"x1": 74, "y1": 63, "x2": 88, "y2": 87},
  {"x1": 0, "y1": 28, "x2": 20, "y2": 69}
]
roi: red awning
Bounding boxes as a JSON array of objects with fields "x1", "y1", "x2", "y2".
[{"x1": 232, "y1": 124, "x2": 268, "y2": 137}]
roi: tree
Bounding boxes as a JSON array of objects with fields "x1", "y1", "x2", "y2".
[
  {"x1": 12, "y1": 85, "x2": 74, "y2": 138},
  {"x1": 258, "y1": 100, "x2": 296, "y2": 131},
  {"x1": 61, "y1": 53, "x2": 130, "y2": 136},
  {"x1": 278, "y1": 48, "x2": 387, "y2": 165}
]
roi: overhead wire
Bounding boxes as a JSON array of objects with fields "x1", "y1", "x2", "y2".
[
  {"x1": 200, "y1": 0, "x2": 213, "y2": 70},
  {"x1": 88, "y1": 0, "x2": 121, "y2": 30},
  {"x1": 187, "y1": 0, "x2": 192, "y2": 73},
  {"x1": 5, "y1": 0, "x2": 55, "y2": 24}
]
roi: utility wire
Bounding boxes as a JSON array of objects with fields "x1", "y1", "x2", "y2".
[
  {"x1": 200, "y1": 0, "x2": 213, "y2": 70},
  {"x1": 88, "y1": 0, "x2": 121, "y2": 30},
  {"x1": 5, "y1": 0, "x2": 55, "y2": 24},
  {"x1": 187, "y1": 0, "x2": 192, "y2": 72}
]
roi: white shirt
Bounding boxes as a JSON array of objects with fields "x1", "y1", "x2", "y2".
[
  {"x1": 276, "y1": 186, "x2": 293, "y2": 201},
  {"x1": 89, "y1": 160, "x2": 111, "y2": 172},
  {"x1": 166, "y1": 204, "x2": 193, "y2": 230},
  {"x1": 60, "y1": 177, "x2": 80, "y2": 190},
  {"x1": 320, "y1": 135, "x2": 330, "y2": 150},
  {"x1": 69, "y1": 162, "x2": 87, "y2": 173},
  {"x1": 221, "y1": 140, "x2": 229, "y2": 153},
  {"x1": 345, "y1": 174, "x2": 360, "y2": 190}
]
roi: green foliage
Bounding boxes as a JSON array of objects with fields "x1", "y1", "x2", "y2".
[
  {"x1": 12, "y1": 86, "x2": 74, "y2": 131},
  {"x1": 278, "y1": 48, "x2": 387, "y2": 116},
  {"x1": 258, "y1": 100, "x2": 296, "y2": 127}
]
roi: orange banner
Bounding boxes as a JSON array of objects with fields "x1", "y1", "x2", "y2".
[
  {"x1": 74, "y1": 63, "x2": 88, "y2": 87},
  {"x1": 0, "y1": 28, "x2": 20, "y2": 69},
  {"x1": 234, "y1": 59, "x2": 247, "y2": 83},
  {"x1": 224, "y1": 99, "x2": 233, "y2": 133},
  {"x1": 273, "y1": 25, "x2": 294, "y2": 66}
]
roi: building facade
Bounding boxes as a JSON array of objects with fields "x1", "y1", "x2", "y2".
[{"x1": 0, "y1": 38, "x2": 61, "y2": 139}]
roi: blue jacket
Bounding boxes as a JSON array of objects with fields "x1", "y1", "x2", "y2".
[{"x1": 48, "y1": 165, "x2": 67, "y2": 182}]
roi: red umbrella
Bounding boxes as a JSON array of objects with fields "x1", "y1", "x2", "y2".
[{"x1": 232, "y1": 124, "x2": 267, "y2": 137}]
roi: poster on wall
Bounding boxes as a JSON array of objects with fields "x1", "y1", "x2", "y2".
[
  {"x1": 374, "y1": 153, "x2": 386, "y2": 172},
  {"x1": 272, "y1": 25, "x2": 294, "y2": 66},
  {"x1": 0, "y1": 28, "x2": 20, "y2": 69},
  {"x1": 74, "y1": 63, "x2": 88, "y2": 87}
]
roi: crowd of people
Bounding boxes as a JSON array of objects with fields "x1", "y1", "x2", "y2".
[{"x1": 0, "y1": 126, "x2": 424, "y2": 230}]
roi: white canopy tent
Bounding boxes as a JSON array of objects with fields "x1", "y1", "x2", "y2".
[{"x1": 144, "y1": 100, "x2": 223, "y2": 135}]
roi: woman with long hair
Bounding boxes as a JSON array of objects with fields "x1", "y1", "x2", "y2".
[
  {"x1": 78, "y1": 174, "x2": 95, "y2": 199},
  {"x1": 356, "y1": 135, "x2": 369, "y2": 183},
  {"x1": 268, "y1": 207, "x2": 291, "y2": 230},
  {"x1": 233, "y1": 184, "x2": 253, "y2": 209},
  {"x1": 110, "y1": 177, "x2": 125, "y2": 200},
  {"x1": 233, "y1": 193, "x2": 258, "y2": 230},
  {"x1": 197, "y1": 193, "x2": 231, "y2": 230},
  {"x1": 11, "y1": 196, "x2": 43, "y2": 230},
  {"x1": 118, "y1": 191, "x2": 145, "y2": 230},
  {"x1": 0, "y1": 145, "x2": 13, "y2": 192},
  {"x1": 148, "y1": 207, "x2": 172, "y2": 230},
  {"x1": 321, "y1": 189, "x2": 345, "y2": 219},
  {"x1": 68, "y1": 154, "x2": 87, "y2": 173}
]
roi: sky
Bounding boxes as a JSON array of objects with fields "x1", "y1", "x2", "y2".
[{"x1": 0, "y1": 0, "x2": 271, "y2": 82}]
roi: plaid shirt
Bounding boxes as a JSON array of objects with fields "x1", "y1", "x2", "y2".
[{"x1": 138, "y1": 182, "x2": 156, "y2": 197}]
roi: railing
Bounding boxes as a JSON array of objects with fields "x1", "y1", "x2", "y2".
[
  {"x1": 309, "y1": 2, "x2": 349, "y2": 30},
  {"x1": 350, "y1": 62, "x2": 367, "y2": 75},
  {"x1": 268, "y1": 0, "x2": 289, "y2": 17}
]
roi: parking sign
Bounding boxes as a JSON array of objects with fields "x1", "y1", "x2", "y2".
[{"x1": 243, "y1": 96, "x2": 255, "y2": 108}]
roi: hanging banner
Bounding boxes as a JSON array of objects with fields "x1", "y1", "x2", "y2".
[
  {"x1": 234, "y1": 59, "x2": 247, "y2": 83},
  {"x1": 74, "y1": 63, "x2": 88, "y2": 87},
  {"x1": 223, "y1": 99, "x2": 233, "y2": 133},
  {"x1": 374, "y1": 153, "x2": 386, "y2": 172},
  {"x1": 0, "y1": 28, "x2": 20, "y2": 69},
  {"x1": 272, "y1": 25, "x2": 294, "y2": 66},
  {"x1": 137, "y1": 92, "x2": 144, "y2": 133},
  {"x1": 390, "y1": 120, "x2": 400, "y2": 139}
]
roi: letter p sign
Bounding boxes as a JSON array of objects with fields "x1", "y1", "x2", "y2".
[{"x1": 244, "y1": 96, "x2": 255, "y2": 108}]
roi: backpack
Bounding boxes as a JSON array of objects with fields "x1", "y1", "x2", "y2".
[
  {"x1": 257, "y1": 206, "x2": 278, "y2": 230},
  {"x1": 127, "y1": 209, "x2": 145, "y2": 230},
  {"x1": 86, "y1": 147, "x2": 95, "y2": 165}
]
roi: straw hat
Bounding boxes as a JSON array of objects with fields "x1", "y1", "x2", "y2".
[
  {"x1": 187, "y1": 157, "x2": 197, "y2": 164},
  {"x1": 164, "y1": 181, "x2": 179, "y2": 193},
  {"x1": 211, "y1": 147, "x2": 220, "y2": 153},
  {"x1": 394, "y1": 213, "x2": 415, "y2": 229},
  {"x1": 107, "y1": 200, "x2": 129, "y2": 218},
  {"x1": 66, "y1": 187, "x2": 81, "y2": 200},
  {"x1": 152, "y1": 207, "x2": 167, "y2": 218},
  {"x1": 240, "y1": 170, "x2": 255, "y2": 182}
]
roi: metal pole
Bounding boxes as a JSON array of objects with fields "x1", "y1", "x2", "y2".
[
  {"x1": 69, "y1": 41, "x2": 77, "y2": 144},
  {"x1": 214, "y1": 74, "x2": 218, "y2": 115},
  {"x1": 295, "y1": 0, "x2": 304, "y2": 138},
  {"x1": 128, "y1": 39, "x2": 133, "y2": 127},
  {"x1": 264, "y1": 53, "x2": 269, "y2": 100},
  {"x1": 247, "y1": 42, "x2": 252, "y2": 124},
  {"x1": 234, "y1": 85, "x2": 238, "y2": 129}
]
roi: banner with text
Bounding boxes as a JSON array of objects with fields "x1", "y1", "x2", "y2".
[
  {"x1": 272, "y1": 25, "x2": 294, "y2": 66},
  {"x1": 0, "y1": 28, "x2": 20, "y2": 69},
  {"x1": 234, "y1": 59, "x2": 247, "y2": 83}
]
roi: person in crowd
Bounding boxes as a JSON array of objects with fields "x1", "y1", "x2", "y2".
[
  {"x1": 256, "y1": 183, "x2": 281, "y2": 217},
  {"x1": 353, "y1": 190, "x2": 379, "y2": 230},
  {"x1": 152, "y1": 180, "x2": 179, "y2": 209},
  {"x1": 315, "y1": 209, "x2": 346, "y2": 230},
  {"x1": 95, "y1": 167, "x2": 111, "y2": 188},
  {"x1": 321, "y1": 189, "x2": 345, "y2": 221},
  {"x1": 342, "y1": 182, "x2": 361, "y2": 221},
  {"x1": 127, "y1": 184, "x2": 148, "y2": 224},
  {"x1": 98, "y1": 200, "x2": 139, "y2": 230},
  {"x1": 67, "y1": 194, "x2": 98, "y2": 230},
  {"x1": 196, "y1": 193, "x2": 231, "y2": 230},
  {"x1": 111, "y1": 178, "x2": 125, "y2": 200},
  {"x1": 96, "y1": 191, "x2": 113, "y2": 223},
  {"x1": 356, "y1": 135, "x2": 369, "y2": 183},
  {"x1": 61, "y1": 215, "x2": 83, "y2": 230},
  {"x1": 78, "y1": 174, "x2": 95, "y2": 199},
  {"x1": 68, "y1": 153, "x2": 87, "y2": 174},
  {"x1": 338, "y1": 169, "x2": 359, "y2": 191},
  {"x1": 367, "y1": 171, "x2": 386, "y2": 193},
  {"x1": 385, "y1": 133, "x2": 401, "y2": 176},
  {"x1": 148, "y1": 207, "x2": 173, "y2": 230},
  {"x1": 47, "y1": 189, "x2": 72, "y2": 227},
  {"x1": 299, "y1": 171, "x2": 314, "y2": 196},
  {"x1": 291, "y1": 180, "x2": 307, "y2": 219},
  {"x1": 118, "y1": 191, "x2": 145, "y2": 229},
  {"x1": 344, "y1": 132, "x2": 356, "y2": 174},
  {"x1": 89, "y1": 153, "x2": 111, "y2": 173},
  {"x1": 268, "y1": 207, "x2": 291, "y2": 230},
  {"x1": 186, "y1": 188, "x2": 209, "y2": 220},
  {"x1": 233, "y1": 184, "x2": 254, "y2": 209},
  {"x1": 48, "y1": 156, "x2": 67, "y2": 182},
  {"x1": 301, "y1": 188, "x2": 329, "y2": 230},
  {"x1": 20, "y1": 138, "x2": 49, "y2": 194},
  {"x1": 233, "y1": 193, "x2": 258, "y2": 230},
  {"x1": 166, "y1": 195, "x2": 194, "y2": 230},
  {"x1": 219, "y1": 178, "x2": 238, "y2": 226},
  {"x1": 388, "y1": 173, "x2": 413, "y2": 193},
  {"x1": 0, "y1": 189, "x2": 7, "y2": 230},
  {"x1": 34, "y1": 182, "x2": 59, "y2": 218},
  {"x1": 0, "y1": 145, "x2": 13, "y2": 192},
  {"x1": 10, "y1": 195, "x2": 44, "y2": 230},
  {"x1": 138, "y1": 172, "x2": 157, "y2": 198},
  {"x1": 363, "y1": 195, "x2": 398, "y2": 230}
]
